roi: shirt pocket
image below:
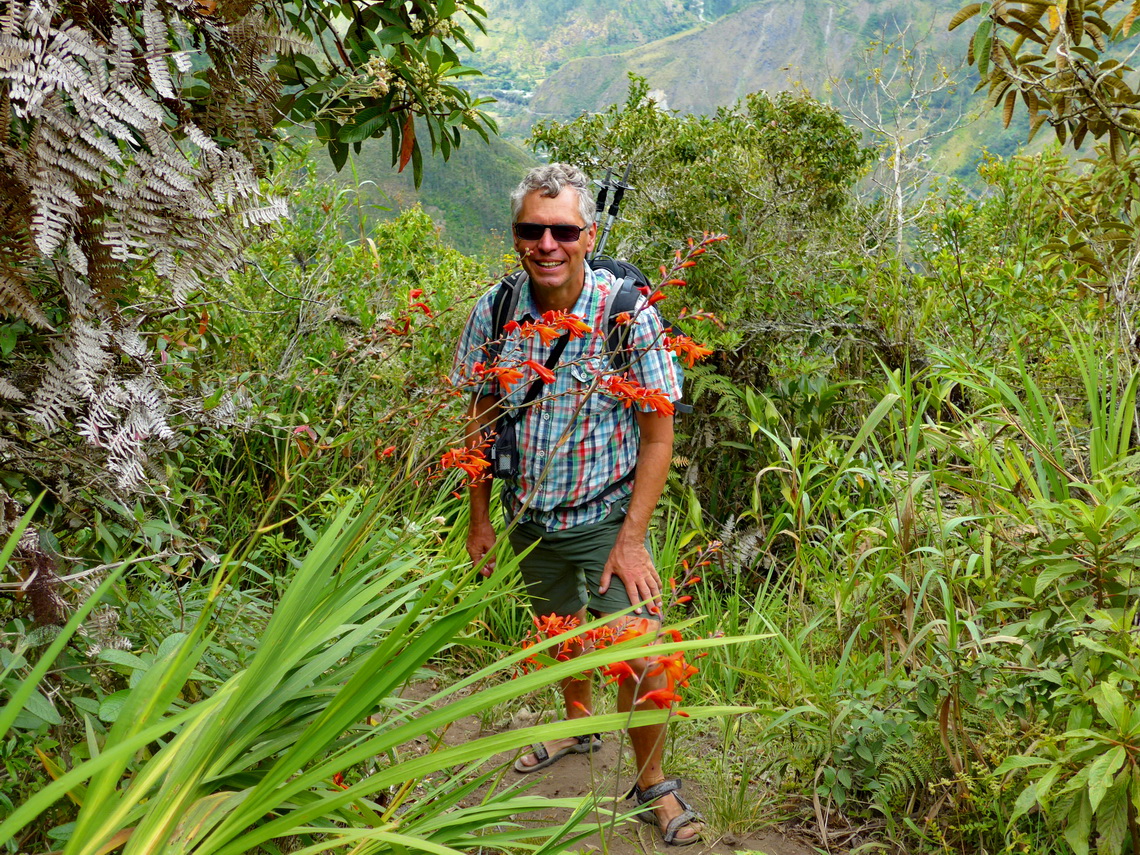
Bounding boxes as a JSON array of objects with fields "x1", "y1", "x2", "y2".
[{"x1": 570, "y1": 356, "x2": 619, "y2": 416}]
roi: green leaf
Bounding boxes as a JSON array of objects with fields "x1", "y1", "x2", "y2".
[
  {"x1": 1065, "y1": 792, "x2": 1092, "y2": 855},
  {"x1": 974, "y1": 19, "x2": 994, "y2": 76},
  {"x1": 1011, "y1": 781, "x2": 1040, "y2": 821},
  {"x1": 1096, "y1": 774, "x2": 1130, "y2": 855},
  {"x1": 1088, "y1": 745, "x2": 1126, "y2": 812},
  {"x1": 97, "y1": 649, "x2": 147, "y2": 671},
  {"x1": 21, "y1": 689, "x2": 62, "y2": 726},
  {"x1": 1094, "y1": 683, "x2": 1130, "y2": 730},
  {"x1": 994, "y1": 755, "x2": 1053, "y2": 774},
  {"x1": 97, "y1": 690, "x2": 131, "y2": 724}
]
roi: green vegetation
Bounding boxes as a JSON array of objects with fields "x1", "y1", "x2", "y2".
[{"x1": 6, "y1": 4, "x2": 1140, "y2": 854}]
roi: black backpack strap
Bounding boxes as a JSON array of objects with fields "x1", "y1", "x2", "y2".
[
  {"x1": 603, "y1": 275, "x2": 641, "y2": 372},
  {"x1": 488, "y1": 271, "x2": 526, "y2": 367},
  {"x1": 499, "y1": 331, "x2": 571, "y2": 432}
]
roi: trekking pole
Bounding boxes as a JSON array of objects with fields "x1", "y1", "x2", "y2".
[
  {"x1": 593, "y1": 162, "x2": 632, "y2": 259},
  {"x1": 593, "y1": 167, "x2": 612, "y2": 228}
]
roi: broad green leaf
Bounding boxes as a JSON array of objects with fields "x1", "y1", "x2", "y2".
[
  {"x1": 97, "y1": 649, "x2": 147, "y2": 671},
  {"x1": 21, "y1": 689, "x2": 62, "y2": 726},
  {"x1": 1064, "y1": 792, "x2": 1092, "y2": 855},
  {"x1": 97, "y1": 690, "x2": 131, "y2": 724},
  {"x1": 1096, "y1": 774, "x2": 1130, "y2": 855},
  {"x1": 1094, "y1": 683, "x2": 1130, "y2": 730},
  {"x1": 1088, "y1": 745, "x2": 1126, "y2": 811},
  {"x1": 975, "y1": 19, "x2": 994, "y2": 76},
  {"x1": 1011, "y1": 781, "x2": 1040, "y2": 820},
  {"x1": 994, "y1": 754, "x2": 1053, "y2": 774}
]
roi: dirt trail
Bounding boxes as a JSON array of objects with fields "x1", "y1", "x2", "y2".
[{"x1": 408, "y1": 681, "x2": 815, "y2": 855}]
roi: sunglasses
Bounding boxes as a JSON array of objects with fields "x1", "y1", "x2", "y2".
[{"x1": 513, "y1": 222, "x2": 585, "y2": 242}]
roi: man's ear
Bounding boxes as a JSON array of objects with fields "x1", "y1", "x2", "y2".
[{"x1": 585, "y1": 222, "x2": 598, "y2": 252}]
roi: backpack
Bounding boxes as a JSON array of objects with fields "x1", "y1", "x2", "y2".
[{"x1": 486, "y1": 258, "x2": 692, "y2": 413}]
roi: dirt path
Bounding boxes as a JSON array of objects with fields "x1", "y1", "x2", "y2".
[{"x1": 408, "y1": 681, "x2": 816, "y2": 855}]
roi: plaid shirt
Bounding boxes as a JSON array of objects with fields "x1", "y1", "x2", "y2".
[{"x1": 451, "y1": 266, "x2": 682, "y2": 531}]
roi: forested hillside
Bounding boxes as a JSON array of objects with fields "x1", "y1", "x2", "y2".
[{"x1": 5, "y1": 1, "x2": 1140, "y2": 854}]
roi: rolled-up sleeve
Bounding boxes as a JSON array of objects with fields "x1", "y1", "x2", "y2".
[
  {"x1": 450, "y1": 290, "x2": 496, "y2": 397},
  {"x1": 627, "y1": 302, "x2": 683, "y2": 412}
]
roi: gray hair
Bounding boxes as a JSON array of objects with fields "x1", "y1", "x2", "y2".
[{"x1": 510, "y1": 163, "x2": 595, "y2": 225}]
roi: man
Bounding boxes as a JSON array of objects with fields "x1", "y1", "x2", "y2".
[{"x1": 451, "y1": 163, "x2": 702, "y2": 846}]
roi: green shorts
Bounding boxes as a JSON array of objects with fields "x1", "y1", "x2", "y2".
[{"x1": 508, "y1": 505, "x2": 655, "y2": 617}]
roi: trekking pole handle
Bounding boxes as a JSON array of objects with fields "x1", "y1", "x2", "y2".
[
  {"x1": 607, "y1": 162, "x2": 633, "y2": 218},
  {"x1": 594, "y1": 167, "x2": 612, "y2": 220}
]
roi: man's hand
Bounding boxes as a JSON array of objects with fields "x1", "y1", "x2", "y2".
[
  {"x1": 600, "y1": 536, "x2": 661, "y2": 615},
  {"x1": 466, "y1": 519, "x2": 498, "y2": 577}
]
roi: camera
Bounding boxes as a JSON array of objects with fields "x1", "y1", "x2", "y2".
[{"x1": 488, "y1": 420, "x2": 520, "y2": 479}]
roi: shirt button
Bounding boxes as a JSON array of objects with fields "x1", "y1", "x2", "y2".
[
  {"x1": 537, "y1": 450, "x2": 546, "y2": 458},
  {"x1": 542, "y1": 412, "x2": 551, "y2": 421}
]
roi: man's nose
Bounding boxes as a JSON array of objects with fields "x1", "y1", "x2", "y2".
[{"x1": 536, "y1": 227, "x2": 559, "y2": 251}]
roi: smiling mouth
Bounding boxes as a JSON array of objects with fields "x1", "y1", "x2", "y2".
[{"x1": 534, "y1": 260, "x2": 563, "y2": 268}]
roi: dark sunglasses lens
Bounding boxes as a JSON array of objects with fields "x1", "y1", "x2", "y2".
[
  {"x1": 550, "y1": 225, "x2": 582, "y2": 242},
  {"x1": 514, "y1": 223, "x2": 583, "y2": 242}
]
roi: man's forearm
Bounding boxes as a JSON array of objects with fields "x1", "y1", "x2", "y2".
[
  {"x1": 618, "y1": 413, "x2": 674, "y2": 543},
  {"x1": 466, "y1": 394, "x2": 500, "y2": 525}
]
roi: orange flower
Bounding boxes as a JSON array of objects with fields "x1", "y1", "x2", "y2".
[
  {"x1": 613, "y1": 616, "x2": 654, "y2": 644},
  {"x1": 522, "y1": 359, "x2": 555, "y2": 383},
  {"x1": 646, "y1": 290, "x2": 667, "y2": 307},
  {"x1": 533, "y1": 612, "x2": 580, "y2": 636},
  {"x1": 439, "y1": 447, "x2": 490, "y2": 481},
  {"x1": 600, "y1": 377, "x2": 675, "y2": 417},
  {"x1": 473, "y1": 361, "x2": 525, "y2": 391},
  {"x1": 665, "y1": 335, "x2": 713, "y2": 368},
  {"x1": 637, "y1": 687, "x2": 683, "y2": 709},
  {"x1": 602, "y1": 660, "x2": 638, "y2": 686},
  {"x1": 518, "y1": 320, "x2": 561, "y2": 345},
  {"x1": 614, "y1": 311, "x2": 633, "y2": 326},
  {"x1": 542, "y1": 310, "x2": 592, "y2": 338},
  {"x1": 648, "y1": 651, "x2": 699, "y2": 689}
]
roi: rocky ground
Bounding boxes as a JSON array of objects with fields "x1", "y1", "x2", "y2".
[{"x1": 400, "y1": 679, "x2": 817, "y2": 855}]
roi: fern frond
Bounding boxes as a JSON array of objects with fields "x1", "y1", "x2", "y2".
[
  {"x1": 0, "y1": 376, "x2": 25, "y2": 400},
  {"x1": 0, "y1": 266, "x2": 52, "y2": 328}
]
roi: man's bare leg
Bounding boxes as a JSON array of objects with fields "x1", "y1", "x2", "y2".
[
  {"x1": 515, "y1": 607, "x2": 595, "y2": 769},
  {"x1": 613, "y1": 620, "x2": 703, "y2": 844}
]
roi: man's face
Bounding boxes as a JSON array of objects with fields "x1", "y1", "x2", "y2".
[{"x1": 513, "y1": 189, "x2": 597, "y2": 306}]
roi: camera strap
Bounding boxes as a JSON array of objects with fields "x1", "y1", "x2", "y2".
[{"x1": 498, "y1": 328, "x2": 571, "y2": 433}]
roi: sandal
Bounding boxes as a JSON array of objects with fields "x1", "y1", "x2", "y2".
[
  {"x1": 628, "y1": 778, "x2": 703, "y2": 846},
  {"x1": 513, "y1": 731, "x2": 602, "y2": 773}
]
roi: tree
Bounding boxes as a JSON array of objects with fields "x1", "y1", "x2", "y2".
[
  {"x1": 0, "y1": 0, "x2": 494, "y2": 606},
  {"x1": 530, "y1": 75, "x2": 872, "y2": 333},
  {"x1": 831, "y1": 25, "x2": 973, "y2": 258},
  {"x1": 952, "y1": 1, "x2": 1140, "y2": 359},
  {"x1": 952, "y1": 0, "x2": 1140, "y2": 155}
]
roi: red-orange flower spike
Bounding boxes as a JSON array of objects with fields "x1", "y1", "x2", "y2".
[
  {"x1": 440, "y1": 447, "x2": 490, "y2": 480},
  {"x1": 543, "y1": 310, "x2": 592, "y2": 338},
  {"x1": 613, "y1": 616, "x2": 655, "y2": 644},
  {"x1": 646, "y1": 291, "x2": 667, "y2": 307},
  {"x1": 523, "y1": 360, "x2": 555, "y2": 383},
  {"x1": 666, "y1": 335, "x2": 713, "y2": 368},
  {"x1": 533, "y1": 612, "x2": 580, "y2": 637},
  {"x1": 615, "y1": 311, "x2": 633, "y2": 325},
  {"x1": 602, "y1": 661, "x2": 638, "y2": 686},
  {"x1": 519, "y1": 321, "x2": 561, "y2": 345},
  {"x1": 638, "y1": 688, "x2": 683, "y2": 709},
  {"x1": 648, "y1": 651, "x2": 700, "y2": 689}
]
